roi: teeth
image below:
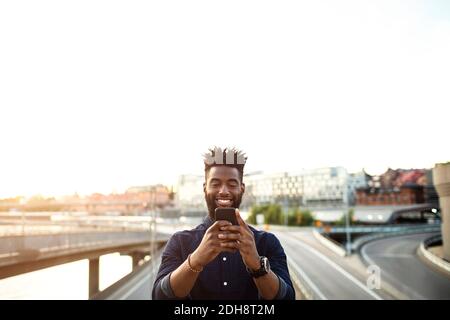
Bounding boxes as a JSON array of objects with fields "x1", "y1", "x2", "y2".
[{"x1": 217, "y1": 199, "x2": 232, "y2": 205}]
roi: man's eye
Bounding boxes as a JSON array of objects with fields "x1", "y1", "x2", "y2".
[
  {"x1": 229, "y1": 182, "x2": 238, "y2": 188},
  {"x1": 211, "y1": 183, "x2": 220, "y2": 188}
]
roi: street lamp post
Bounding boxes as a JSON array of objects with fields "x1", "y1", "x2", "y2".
[{"x1": 345, "y1": 208, "x2": 351, "y2": 255}]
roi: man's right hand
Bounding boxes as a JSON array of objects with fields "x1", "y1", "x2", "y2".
[{"x1": 190, "y1": 220, "x2": 238, "y2": 270}]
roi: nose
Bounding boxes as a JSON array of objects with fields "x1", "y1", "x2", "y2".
[{"x1": 218, "y1": 184, "x2": 230, "y2": 196}]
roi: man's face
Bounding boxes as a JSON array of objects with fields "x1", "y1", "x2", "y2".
[{"x1": 204, "y1": 166, "x2": 245, "y2": 217}]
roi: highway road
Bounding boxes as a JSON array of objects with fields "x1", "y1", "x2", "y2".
[
  {"x1": 360, "y1": 232, "x2": 450, "y2": 299},
  {"x1": 99, "y1": 228, "x2": 450, "y2": 300},
  {"x1": 114, "y1": 229, "x2": 385, "y2": 300},
  {"x1": 273, "y1": 230, "x2": 384, "y2": 300}
]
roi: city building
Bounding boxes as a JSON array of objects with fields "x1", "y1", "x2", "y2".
[
  {"x1": 355, "y1": 168, "x2": 437, "y2": 206},
  {"x1": 175, "y1": 167, "x2": 439, "y2": 223},
  {"x1": 242, "y1": 167, "x2": 369, "y2": 210},
  {"x1": 176, "y1": 174, "x2": 206, "y2": 211},
  {"x1": 241, "y1": 171, "x2": 303, "y2": 210}
]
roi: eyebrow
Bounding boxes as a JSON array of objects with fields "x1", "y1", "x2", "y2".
[{"x1": 209, "y1": 178, "x2": 239, "y2": 183}]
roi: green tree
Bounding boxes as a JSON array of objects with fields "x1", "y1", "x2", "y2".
[
  {"x1": 248, "y1": 204, "x2": 315, "y2": 226},
  {"x1": 247, "y1": 204, "x2": 269, "y2": 224},
  {"x1": 287, "y1": 209, "x2": 314, "y2": 226},
  {"x1": 247, "y1": 206, "x2": 258, "y2": 224},
  {"x1": 265, "y1": 204, "x2": 283, "y2": 225}
]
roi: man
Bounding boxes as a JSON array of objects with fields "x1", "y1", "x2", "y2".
[{"x1": 152, "y1": 147, "x2": 295, "y2": 300}]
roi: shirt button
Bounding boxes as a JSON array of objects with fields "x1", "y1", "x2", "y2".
[
  {"x1": 223, "y1": 282, "x2": 228, "y2": 286},
  {"x1": 222, "y1": 257, "x2": 227, "y2": 261}
]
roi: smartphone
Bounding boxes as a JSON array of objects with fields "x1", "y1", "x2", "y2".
[{"x1": 214, "y1": 207, "x2": 238, "y2": 225}]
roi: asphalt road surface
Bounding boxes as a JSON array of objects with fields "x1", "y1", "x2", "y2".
[
  {"x1": 273, "y1": 230, "x2": 383, "y2": 300},
  {"x1": 360, "y1": 232, "x2": 450, "y2": 299}
]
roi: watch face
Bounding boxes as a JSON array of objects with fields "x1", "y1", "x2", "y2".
[
  {"x1": 247, "y1": 257, "x2": 270, "y2": 278},
  {"x1": 262, "y1": 257, "x2": 270, "y2": 272}
]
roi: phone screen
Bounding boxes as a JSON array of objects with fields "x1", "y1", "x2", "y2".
[{"x1": 214, "y1": 207, "x2": 238, "y2": 225}]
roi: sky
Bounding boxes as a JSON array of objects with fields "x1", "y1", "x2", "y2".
[{"x1": 1, "y1": 0, "x2": 449, "y2": 198}]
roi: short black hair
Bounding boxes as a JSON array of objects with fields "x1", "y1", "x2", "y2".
[{"x1": 203, "y1": 147, "x2": 247, "y2": 182}]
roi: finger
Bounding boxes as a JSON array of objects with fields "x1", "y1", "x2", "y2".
[
  {"x1": 219, "y1": 225, "x2": 241, "y2": 233},
  {"x1": 220, "y1": 241, "x2": 239, "y2": 249},
  {"x1": 218, "y1": 233, "x2": 241, "y2": 241},
  {"x1": 211, "y1": 220, "x2": 233, "y2": 230},
  {"x1": 235, "y1": 209, "x2": 250, "y2": 231}
]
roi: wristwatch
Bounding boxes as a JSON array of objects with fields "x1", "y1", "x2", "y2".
[{"x1": 246, "y1": 256, "x2": 270, "y2": 278}]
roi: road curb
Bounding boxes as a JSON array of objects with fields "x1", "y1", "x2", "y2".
[{"x1": 418, "y1": 235, "x2": 450, "y2": 278}]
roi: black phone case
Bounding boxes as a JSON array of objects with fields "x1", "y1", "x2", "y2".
[{"x1": 214, "y1": 208, "x2": 238, "y2": 225}]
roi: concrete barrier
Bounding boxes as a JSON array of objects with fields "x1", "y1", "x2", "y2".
[
  {"x1": 418, "y1": 234, "x2": 450, "y2": 277},
  {"x1": 312, "y1": 229, "x2": 347, "y2": 257}
]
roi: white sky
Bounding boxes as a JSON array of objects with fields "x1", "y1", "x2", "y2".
[{"x1": 1, "y1": 0, "x2": 449, "y2": 198}]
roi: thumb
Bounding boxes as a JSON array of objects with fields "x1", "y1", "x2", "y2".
[{"x1": 235, "y1": 209, "x2": 249, "y2": 229}]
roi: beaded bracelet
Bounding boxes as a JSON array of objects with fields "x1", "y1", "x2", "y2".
[{"x1": 187, "y1": 253, "x2": 203, "y2": 273}]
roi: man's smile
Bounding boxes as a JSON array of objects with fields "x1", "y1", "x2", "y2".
[{"x1": 216, "y1": 198, "x2": 233, "y2": 207}]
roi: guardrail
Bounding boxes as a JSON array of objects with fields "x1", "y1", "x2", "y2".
[
  {"x1": 0, "y1": 216, "x2": 154, "y2": 237},
  {"x1": 352, "y1": 225, "x2": 441, "y2": 252},
  {"x1": 319, "y1": 223, "x2": 441, "y2": 234},
  {"x1": 313, "y1": 224, "x2": 442, "y2": 255}
]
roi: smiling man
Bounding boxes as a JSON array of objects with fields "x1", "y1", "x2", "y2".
[{"x1": 152, "y1": 147, "x2": 295, "y2": 300}]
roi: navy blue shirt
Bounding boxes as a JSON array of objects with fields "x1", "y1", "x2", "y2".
[{"x1": 152, "y1": 216, "x2": 295, "y2": 300}]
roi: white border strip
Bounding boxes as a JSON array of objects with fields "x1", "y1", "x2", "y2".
[{"x1": 287, "y1": 256, "x2": 327, "y2": 300}]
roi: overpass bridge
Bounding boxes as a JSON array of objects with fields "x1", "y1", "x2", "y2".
[{"x1": 0, "y1": 225, "x2": 170, "y2": 298}]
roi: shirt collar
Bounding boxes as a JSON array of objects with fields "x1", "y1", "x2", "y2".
[{"x1": 202, "y1": 215, "x2": 214, "y2": 229}]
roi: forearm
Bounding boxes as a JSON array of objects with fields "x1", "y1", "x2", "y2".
[
  {"x1": 252, "y1": 270, "x2": 280, "y2": 300},
  {"x1": 169, "y1": 253, "x2": 202, "y2": 298}
]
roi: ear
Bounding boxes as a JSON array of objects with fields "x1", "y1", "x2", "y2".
[
  {"x1": 241, "y1": 182, "x2": 245, "y2": 194},
  {"x1": 203, "y1": 182, "x2": 206, "y2": 193}
]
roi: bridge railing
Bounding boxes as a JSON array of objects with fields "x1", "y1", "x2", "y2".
[
  {"x1": 318, "y1": 222, "x2": 441, "y2": 234},
  {"x1": 0, "y1": 213, "x2": 154, "y2": 237}
]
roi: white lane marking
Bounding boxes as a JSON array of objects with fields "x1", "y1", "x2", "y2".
[
  {"x1": 286, "y1": 256, "x2": 327, "y2": 300},
  {"x1": 284, "y1": 232, "x2": 383, "y2": 300}
]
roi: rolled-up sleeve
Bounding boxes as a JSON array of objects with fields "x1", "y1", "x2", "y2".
[
  {"x1": 265, "y1": 233, "x2": 295, "y2": 300},
  {"x1": 152, "y1": 232, "x2": 185, "y2": 300}
]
